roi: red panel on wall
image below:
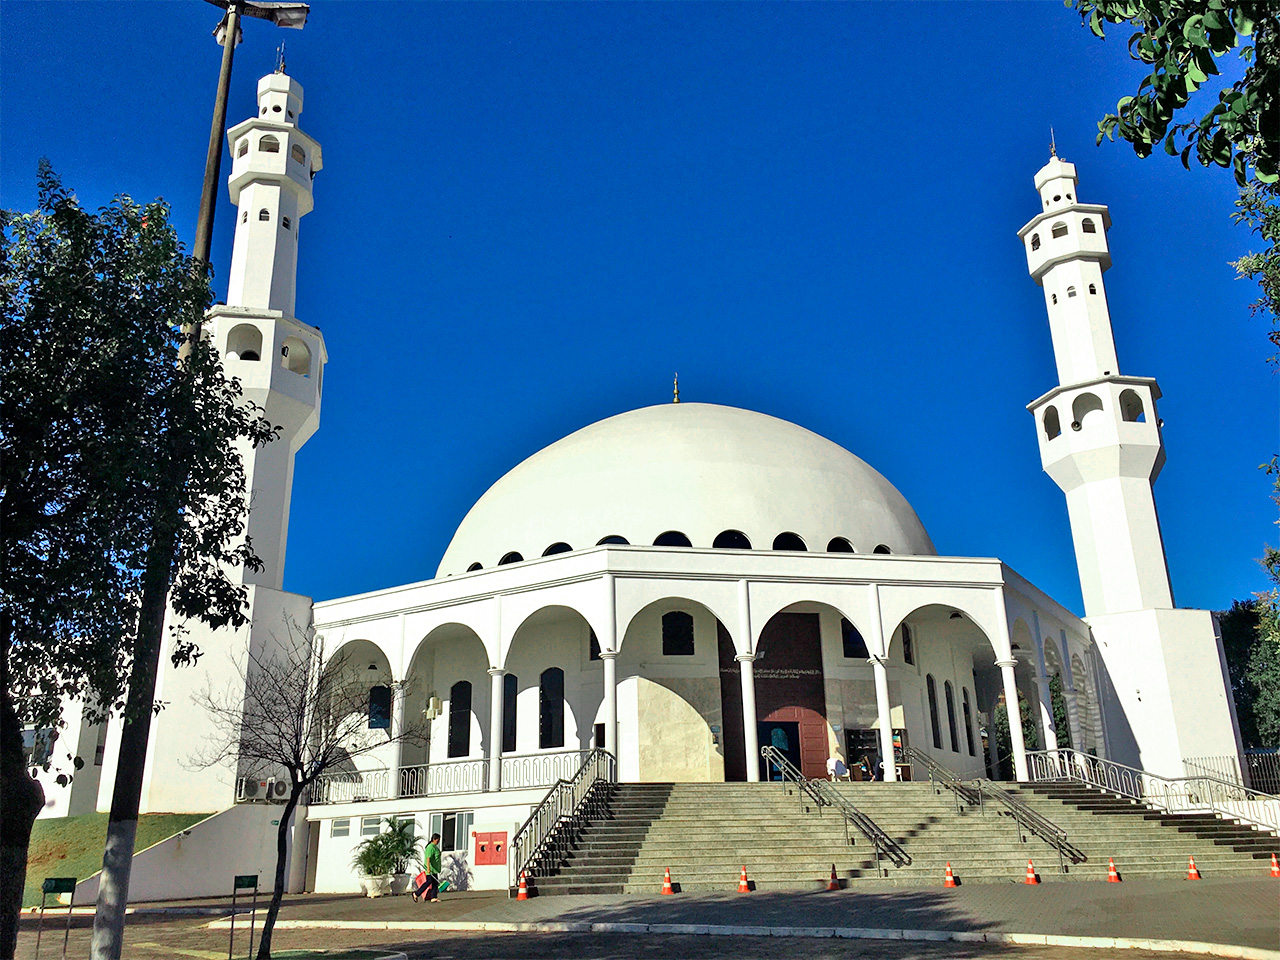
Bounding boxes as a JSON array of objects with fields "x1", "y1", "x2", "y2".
[{"x1": 474, "y1": 831, "x2": 508, "y2": 865}]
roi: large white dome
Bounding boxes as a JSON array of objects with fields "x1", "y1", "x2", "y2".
[{"x1": 438, "y1": 403, "x2": 935, "y2": 575}]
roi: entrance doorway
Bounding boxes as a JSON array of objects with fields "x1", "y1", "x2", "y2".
[{"x1": 758, "y1": 720, "x2": 800, "y2": 780}]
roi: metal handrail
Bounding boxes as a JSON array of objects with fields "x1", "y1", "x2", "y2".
[
  {"x1": 1028, "y1": 748, "x2": 1280, "y2": 834},
  {"x1": 508, "y1": 748, "x2": 616, "y2": 894},
  {"x1": 903, "y1": 747, "x2": 1085, "y2": 872},
  {"x1": 761, "y1": 746, "x2": 910, "y2": 874}
]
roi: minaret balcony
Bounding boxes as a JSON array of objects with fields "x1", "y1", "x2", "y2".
[
  {"x1": 226, "y1": 120, "x2": 322, "y2": 210},
  {"x1": 1018, "y1": 204, "x2": 1112, "y2": 283},
  {"x1": 1027, "y1": 377, "x2": 1165, "y2": 490}
]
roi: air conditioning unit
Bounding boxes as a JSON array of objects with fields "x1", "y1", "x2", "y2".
[
  {"x1": 423, "y1": 696, "x2": 442, "y2": 720},
  {"x1": 236, "y1": 776, "x2": 265, "y2": 802},
  {"x1": 265, "y1": 777, "x2": 289, "y2": 802}
]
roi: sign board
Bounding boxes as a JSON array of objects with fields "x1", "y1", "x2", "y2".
[
  {"x1": 234, "y1": 874, "x2": 258, "y2": 890},
  {"x1": 41, "y1": 877, "x2": 75, "y2": 894}
]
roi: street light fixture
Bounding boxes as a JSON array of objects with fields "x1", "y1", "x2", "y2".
[{"x1": 192, "y1": 0, "x2": 309, "y2": 266}]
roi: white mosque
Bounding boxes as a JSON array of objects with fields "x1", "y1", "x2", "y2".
[{"x1": 35, "y1": 69, "x2": 1244, "y2": 898}]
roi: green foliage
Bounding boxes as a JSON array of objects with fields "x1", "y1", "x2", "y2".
[
  {"x1": 993, "y1": 691, "x2": 1040, "y2": 779},
  {"x1": 1231, "y1": 181, "x2": 1280, "y2": 362},
  {"x1": 1049, "y1": 674, "x2": 1073, "y2": 748},
  {"x1": 1068, "y1": 1, "x2": 1278, "y2": 185},
  {"x1": 350, "y1": 833, "x2": 396, "y2": 878},
  {"x1": 348, "y1": 817, "x2": 424, "y2": 877}
]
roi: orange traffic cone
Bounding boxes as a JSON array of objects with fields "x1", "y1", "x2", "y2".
[
  {"x1": 661, "y1": 867, "x2": 675, "y2": 895},
  {"x1": 827, "y1": 864, "x2": 840, "y2": 891},
  {"x1": 1107, "y1": 858, "x2": 1121, "y2": 883},
  {"x1": 944, "y1": 862, "x2": 957, "y2": 888},
  {"x1": 1187, "y1": 857, "x2": 1201, "y2": 880},
  {"x1": 1271, "y1": 853, "x2": 1280, "y2": 878},
  {"x1": 1024, "y1": 859, "x2": 1039, "y2": 885},
  {"x1": 738, "y1": 866, "x2": 750, "y2": 893},
  {"x1": 516, "y1": 872, "x2": 529, "y2": 901}
]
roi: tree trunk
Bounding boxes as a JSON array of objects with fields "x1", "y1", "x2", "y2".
[
  {"x1": 1, "y1": 633, "x2": 46, "y2": 960},
  {"x1": 255, "y1": 790, "x2": 300, "y2": 960},
  {"x1": 88, "y1": 514, "x2": 178, "y2": 960}
]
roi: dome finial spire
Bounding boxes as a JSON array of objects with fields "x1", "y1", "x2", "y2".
[
  {"x1": 1049, "y1": 126, "x2": 1057, "y2": 158},
  {"x1": 275, "y1": 41, "x2": 287, "y2": 74},
  {"x1": 673, "y1": 373, "x2": 680, "y2": 404}
]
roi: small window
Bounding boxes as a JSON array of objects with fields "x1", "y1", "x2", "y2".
[
  {"x1": 261, "y1": 107, "x2": 268, "y2": 116},
  {"x1": 926, "y1": 675, "x2": 942, "y2": 749},
  {"x1": 1043, "y1": 405, "x2": 1061, "y2": 440},
  {"x1": 448, "y1": 680, "x2": 472, "y2": 758},
  {"x1": 1081, "y1": 218, "x2": 1096, "y2": 234},
  {"x1": 662, "y1": 611, "x2": 695, "y2": 656},
  {"x1": 330, "y1": 818, "x2": 351, "y2": 838},
  {"x1": 360, "y1": 816, "x2": 381, "y2": 837},
  {"x1": 287, "y1": 110, "x2": 295, "y2": 119},
  {"x1": 237, "y1": 140, "x2": 249, "y2": 158},
  {"x1": 945, "y1": 681, "x2": 959, "y2": 753},
  {"x1": 542, "y1": 542, "x2": 572, "y2": 556},
  {"x1": 1051, "y1": 221, "x2": 1068, "y2": 239},
  {"x1": 826, "y1": 537, "x2": 854, "y2": 553},
  {"x1": 901, "y1": 624, "x2": 915, "y2": 665},
  {"x1": 1072, "y1": 391, "x2": 1104, "y2": 430},
  {"x1": 653, "y1": 531, "x2": 692, "y2": 547},
  {"x1": 873, "y1": 544, "x2": 891, "y2": 555},
  {"x1": 773, "y1": 532, "x2": 807, "y2": 551},
  {"x1": 466, "y1": 562, "x2": 482, "y2": 572},
  {"x1": 1051, "y1": 293, "x2": 1058, "y2": 305},
  {"x1": 429, "y1": 811, "x2": 474, "y2": 853},
  {"x1": 259, "y1": 135, "x2": 280, "y2": 153},
  {"x1": 241, "y1": 210, "x2": 248, "y2": 223},
  {"x1": 539, "y1": 668, "x2": 565, "y2": 749},
  {"x1": 1088, "y1": 283, "x2": 1096, "y2": 294},
  {"x1": 841, "y1": 619, "x2": 868, "y2": 659},
  {"x1": 962, "y1": 688, "x2": 976, "y2": 756},
  {"x1": 713, "y1": 529, "x2": 751, "y2": 549},
  {"x1": 499, "y1": 552, "x2": 523, "y2": 565},
  {"x1": 291, "y1": 144, "x2": 305, "y2": 163},
  {"x1": 597, "y1": 535, "x2": 629, "y2": 545},
  {"x1": 1053, "y1": 194, "x2": 1061, "y2": 202},
  {"x1": 1030, "y1": 233, "x2": 1040, "y2": 251},
  {"x1": 272, "y1": 104, "x2": 282, "y2": 113},
  {"x1": 259, "y1": 209, "x2": 271, "y2": 222},
  {"x1": 1066, "y1": 286, "x2": 1077, "y2": 298},
  {"x1": 368, "y1": 685, "x2": 391, "y2": 730},
  {"x1": 281, "y1": 336, "x2": 311, "y2": 376},
  {"x1": 282, "y1": 217, "x2": 291, "y2": 230},
  {"x1": 502, "y1": 674, "x2": 518, "y2": 753}
]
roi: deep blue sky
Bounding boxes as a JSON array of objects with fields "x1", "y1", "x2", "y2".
[{"x1": 3, "y1": 2, "x2": 1273, "y2": 613}]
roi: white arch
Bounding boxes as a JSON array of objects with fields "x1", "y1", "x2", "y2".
[
  {"x1": 745, "y1": 581, "x2": 874, "y2": 653},
  {"x1": 878, "y1": 584, "x2": 1008, "y2": 662},
  {"x1": 614, "y1": 578, "x2": 739, "y2": 654},
  {"x1": 499, "y1": 579, "x2": 609, "y2": 663}
]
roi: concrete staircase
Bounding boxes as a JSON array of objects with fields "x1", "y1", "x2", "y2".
[{"x1": 526, "y1": 780, "x2": 1280, "y2": 895}]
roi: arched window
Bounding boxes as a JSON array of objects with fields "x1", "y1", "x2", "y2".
[
  {"x1": 1043, "y1": 405, "x2": 1061, "y2": 440},
  {"x1": 241, "y1": 210, "x2": 248, "y2": 223},
  {"x1": 773, "y1": 532, "x2": 807, "y2": 551},
  {"x1": 944, "y1": 681, "x2": 959, "y2": 753},
  {"x1": 259, "y1": 135, "x2": 280, "y2": 153},
  {"x1": 1071, "y1": 392, "x2": 1104, "y2": 431},
  {"x1": 258, "y1": 209, "x2": 271, "y2": 221},
  {"x1": 1051, "y1": 293, "x2": 1058, "y2": 305},
  {"x1": 841, "y1": 618, "x2": 868, "y2": 659},
  {"x1": 873, "y1": 544, "x2": 891, "y2": 555},
  {"x1": 1088, "y1": 283, "x2": 1097, "y2": 294},
  {"x1": 291, "y1": 144, "x2": 305, "y2": 164},
  {"x1": 542, "y1": 542, "x2": 572, "y2": 556},
  {"x1": 237, "y1": 140, "x2": 249, "y2": 158},
  {"x1": 466, "y1": 562, "x2": 483, "y2": 572},
  {"x1": 1066, "y1": 286, "x2": 1077, "y2": 298},
  {"x1": 226, "y1": 323, "x2": 262, "y2": 362},
  {"x1": 662, "y1": 611, "x2": 695, "y2": 656},
  {"x1": 539, "y1": 668, "x2": 565, "y2": 748},
  {"x1": 901, "y1": 624, "x2": 915, "y2": 665},
  {"x1": 1081, "y1": 218, "x2": 1096, "y2": 234},
  {"x1": 926, "y1": 675, "x2": 942, "y2": 749},
  {"x1": 713, "y1": 530, "x2": 751, "y2": 549},
  {"x1": 368, "y1": 685, "x2": 391, "y2": 730},
  {"x1": 281, "y1": 336, "x2": 311, "y2": 376},
  {"x1": 499, "y1": 552, "x2": 524, "y2": 565},
  {"x1": 826, "y1": 537, "x2": 854, "y2": 553},
  {"x1": 1119, "y1": 388, "x2": 1145, "y2": 422},
  {"x1": 962, "y1": 687, "x2": 976, "y2": 756},
  {"x1": 597, "y1": 535, "x2": 629, "y2": 545},
  {"x1": 1051, "y1": 221, "x2": 1068, "y2": 238},
  {"x1": 282, "y1": 216, "x2": 291, "y2": 230},
  {"x1": 653, "y1": 531, "x2": 692, "y2": 547},
  {"x1": 447, "y1": 680, "x2": 472, "y2": 758},
  {"x1": 1030, "y1": 233, "x2": 1040, "y2": 251},
  {"x1": 502, "y1": 674, "x2": 518, "y2": 753}
]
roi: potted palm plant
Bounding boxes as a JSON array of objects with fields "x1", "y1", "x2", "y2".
[
  {"x1": 351, "y1": 832, "x2": 396, "y2": 897},
  {"x1": 381, "y1": 817, "x2": 424, "y2": 895}
]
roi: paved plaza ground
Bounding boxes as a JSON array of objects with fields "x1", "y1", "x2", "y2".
[{"x1": 14, "y1": 878, "x2": 1279, "y2": 959}]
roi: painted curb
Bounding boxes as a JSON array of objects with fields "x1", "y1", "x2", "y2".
[{"x1": 200, "y1": 916, "x2": 1280, "y2": 958}]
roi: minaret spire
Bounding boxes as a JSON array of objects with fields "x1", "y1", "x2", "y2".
[
  {"x1": 1049, "y1": 126, "x2": 1057, "y2": 157},
  {"x1": 673, "y1": 373, "x2": 680, "y2": 403}
]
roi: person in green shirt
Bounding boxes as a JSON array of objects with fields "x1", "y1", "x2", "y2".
[{"x1": 412, "y1": 834, "x2": 442, "y2": 902}]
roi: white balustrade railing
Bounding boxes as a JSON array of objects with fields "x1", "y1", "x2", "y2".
[
  {"x1": 310, "y1": 768, "x2": 391, "y2": 805},
  {"x1": 1027, "y1": 748, "x2": 1280, "y2": 834},
  {"x1": 501, "y1": 750, "x2": 592, "y2": 790}
]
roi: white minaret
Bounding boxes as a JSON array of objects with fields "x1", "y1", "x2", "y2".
[
  {"x1": 206, "y1": 69, "x2": 327, "y2": 589},
  {"x1": 1019, "y1": 155, "x2": 1241, "y2": 777}
]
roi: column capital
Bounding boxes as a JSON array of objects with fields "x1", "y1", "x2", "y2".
[
  {"x1": 735, "y1": 652, "x2": 756, "y2": 664},
  {"x1": 866, "y1": 654, "x2": 889, "y2": 667},
  {"x1": 995, "y1": 658, "x2": 1019, "y2": 669},
  {"x1": 487, "y1": 666, "x2": 506, "y2": 678},
  {"x1": 1032, "y1": 673, "x2": 1052, "y2": 686},
  {"x1": 597, "y1": 650, "x2": 619, "y2": 661}
]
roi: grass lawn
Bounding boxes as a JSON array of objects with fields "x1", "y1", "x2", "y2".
[
  {"x1": 23, "y1": 811, "x2": 212, "y2": 907},
  {"x1": 273, "y1": 953, "x2": 399, "y2": 959}
]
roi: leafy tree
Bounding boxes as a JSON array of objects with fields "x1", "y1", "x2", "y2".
[
  {"x1": 993, "y1": 691, "x2": 1040, "y2": 780},
  {"x1": 193, "y1": 627, "x2": 425, "y2": 959},
  {"x1": 1049, "y1": 674, "x2": 1073, "y2": 749},
  {"x1": 0, "y1": 165, "x2": 272, "y2": 957},
  {"x1": 1217, "y1": 599, "x2": 1263, "y2": 744}
]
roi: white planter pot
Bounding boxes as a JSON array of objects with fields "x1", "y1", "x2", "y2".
[
  {"x1": 360, "y1": 874, "x2": 393, "y2": 898},
  {"x1": 390, "y1": 873, "x2": 412, "y2": 896}
]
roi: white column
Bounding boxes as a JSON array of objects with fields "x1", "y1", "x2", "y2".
[
  {"x1": 736, "y1": 579, "x2": 760, "y2": 782},
  {"x1": 286, "y1": 805, "x2": 310, "y2": 893},
  {"x1": 738, "y1": 654, "x2": 760, "y2": 782},
  {"x1": 389, "y1": 682, "x2": 407, "y2": 799},
  {"x1": 601, "y1": 573, "x2": 619, "y2": 761},
  {"x1": 997, "y1": 659, "x2": 1029, "y2": 781},
  {"x1": 487, "y1": 667, "x2": 504, "y2": 793},
  {"x1": 1032, "y1": 674, "x2": 1059, "y2": 752},
  {"x1": 870, "y1": 655, "x2": 897, "y2": 783}
]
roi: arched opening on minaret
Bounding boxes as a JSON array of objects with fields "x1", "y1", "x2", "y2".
[
  {"x1": 291, "y1": 144, "x2": 306, "y2": 164},
  {"x1": 281, "y1": 336, "x2": 310, "y2": 376},
  {"x1": 259, "y1": 135, "x2": 280, "y2": 153},
  {"x1": 1051, "y1": 222, "x2": 1068, "y2": 238},
  {"x1": 1043, "y1": 405, "x2": 1061, "y2": 440},
  {"x1": 226, "y1": 323, "x2": 263, "y2": 362},
  {"x1": 1071, "y1": 392, "x2": 1104, "y2": 431},
  {"x1": 237, "y1": 140, "x2": 248, "y2": 158},
  {"x1": 1119, "y1": 389, "x2": 1146, "y2": 422},
  {"x1": 1082, "y1": 218, "x2": 1096, "y2": 233}
]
